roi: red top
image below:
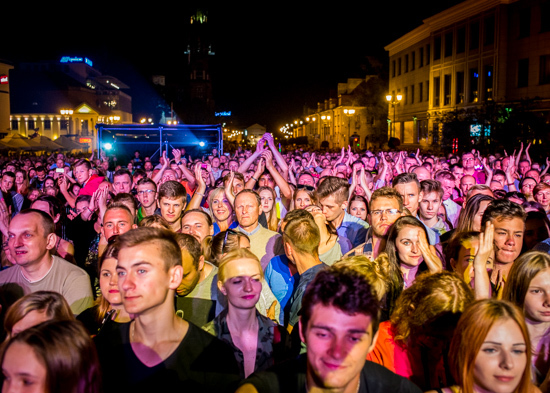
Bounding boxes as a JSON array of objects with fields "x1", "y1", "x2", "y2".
[{"x1": 78, "y1": 174, "x2": 105, "y2": 196}]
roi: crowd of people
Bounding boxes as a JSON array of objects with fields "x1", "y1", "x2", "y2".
[{"x1": 0, "y1": 133, "x2": 548, "y2": 392}]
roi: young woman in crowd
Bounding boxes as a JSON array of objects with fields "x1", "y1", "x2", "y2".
[
  {"x1": 77, "y1": 240, "x2": 131, "y2": 335},
  {"x1": 292, "y1": 186, "x2": 316, "y2": 210},
  {"x1": 503, "y1": 251, "x2": 550, "y2": 387},
  {"x1": 348, "y1": 194, "x2": 368, "y2": 221},
  {"x1": 377, "y1": 215, "x2": 443, "y2": 289},
  {"x1": 1, "y1": 320, "x2": 102, "y2": 393},
  {"x1": 367, "y1": 271, "x2": 475, "y2": 391},
  {"x1": 208, "y1": 187, "x2": 237, "y2": 234},
  {"x1": 14, "y1": 168, "x2": 29, "y2": 198},
  {"x1": 3, "y1": 291, "x2": 74, "y2": 340},
  {"x1": 258, "y1": 186, "x2": 279, "y2": 232},
  {"x1": 434, "y1": 299, "x2": 534, "y2": 393},
  {"x1": 203, "y1": 248, "x2": 288, "y2": 378}
]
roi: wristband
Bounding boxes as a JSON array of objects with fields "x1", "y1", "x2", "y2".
[
  {"x1": 251, "y1": 176, "x2": 258, "y2": 182},
  {"x1": 195, "y1": 192, "x2": 205, "y2": 196}
]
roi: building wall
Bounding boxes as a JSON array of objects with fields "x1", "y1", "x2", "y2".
[{"x1": 386, "y1": 0, "x2": 550, "y2": 149}]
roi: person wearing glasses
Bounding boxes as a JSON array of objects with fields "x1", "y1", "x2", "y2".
[
  {"x1": 135, "y1": 177, "x2": 158, "y2": 224},
  {"x1": 345, "y1": 187, "x2": 405, "y2": 261}
]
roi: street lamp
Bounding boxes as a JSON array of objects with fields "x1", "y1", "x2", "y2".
[
  {"x1": 343, "y1": 108, "x2": 355, "y2": 146},
  {"x1": 386, "y1": 94, "x2": 402, "y2": 138}
]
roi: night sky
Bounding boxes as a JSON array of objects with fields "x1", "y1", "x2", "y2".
[{"x1": 2, "y1": 1, "x2": 463, "y2": 132}]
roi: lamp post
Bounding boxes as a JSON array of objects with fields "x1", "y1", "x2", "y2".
[
  {"x1": 343, "y1": 108, "x2": 355, "y2": 146},
  {"x1": 385, "y1": 94, "x2": 402, "y2": 138}
]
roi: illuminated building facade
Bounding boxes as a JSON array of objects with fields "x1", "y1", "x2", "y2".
[
  {"x1": 8, "y1": 56, "x2": 132, "y2": 149},
  {"x1": 298, "y1": 76, "x2": 387, "y2": 150},
  {"x1": 0, "y1": 59, "x2": 14, "y2": 133},
  {"x1": 385, "y1": 0, "x2": 550, "y2": 149}
]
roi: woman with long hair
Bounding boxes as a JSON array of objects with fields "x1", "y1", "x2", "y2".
[
  {"x1": 77, "y1": 239, "x2": 131, "y2": 335},
  {"x1": 292, "y1": 186, "x2": 317, "y2": 210},
  {"x1": 349, "y1": 194, "x2": 368, "y2": 221},
  {"x1": 208, "y1": 187, "x2": 237, "y2": 234},
  {"x1": 432, "y1": 299, "x2": 533, "y2": 393},
  {"x1": 1, "y1": 320, "x2": 102, "y2": 393},
  {"x1": 14, "y1": 169, "x2": 29, "y2": 197},
  {"x1": 203, "y1": 249, "x2": 288, "y2": 378},
  {"x1": 258, "y1": 186, "x2": 279, "y2": 232},
  {"x1": 378, "y1": 215, "x2": 443, "y2": 290},
  {"x1": 503, "y1": 251, "x2": 550, "y2": 387}
]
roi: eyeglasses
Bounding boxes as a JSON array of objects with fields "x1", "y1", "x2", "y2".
[
  {"x1": 296, "y1": 184, "x2": 315, "y2": 192},
  {"x1": 137, "y1": 189, "x2": 156, "y2": 195},
  {"x1": 371, "y1": 209, "x2": 401, "y2": 217}
]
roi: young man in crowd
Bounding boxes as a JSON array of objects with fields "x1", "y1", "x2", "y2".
[
  {"x1": 317, "y1": 176, "x2": 369, "y2": 249},
  {"x1": 418, "y1": 180, "x2": 449, "y2": 236},
  {"x1": 157, "y1": 180, "x2": 187, "y2": 232},
  {"x1": 95, "y1": 227, "x2": 240, "y2": 393},
  {"x1": 237, "y1": 264, "x2": 422, "y2": 393}
]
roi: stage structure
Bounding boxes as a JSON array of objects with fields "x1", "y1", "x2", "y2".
[{"x1": 95, "y1": 123, "x2": 223, "y2": 163}]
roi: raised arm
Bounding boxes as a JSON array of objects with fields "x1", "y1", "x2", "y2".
[
  {"x1": 186, "y1": 163, "x2": 207, "y2": 211},
  {"x1": 238, "y1": 137, "x2": 266, "y2": 174}
]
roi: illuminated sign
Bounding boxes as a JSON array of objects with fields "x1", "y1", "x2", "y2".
[
  {"x1": 215, "y1": 111, "x2": 231, "y2": 117},
  {"x1": 79, "y1": 137, "x2": 92, "y2": 144},
  {"x1": 0, "y1": 75, "x2": 7, "y2": 84},
  {"x1": 60, "y1": 57, "x2": 93, "y2": 67}
]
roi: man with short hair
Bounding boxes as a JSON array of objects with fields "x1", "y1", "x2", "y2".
[
  {"x1": 60, "y1": 159, "x2": 104, "y2": 208},
  {"x1": 481, "y1": 199, "x2": 526, "y2": 287},
  {"x1": 112, "y1": 169, "x2": 133, "y2": 195},
  {"x1": 282, "y1": 212, "x2": 326, "y2": 332},
  {"x1": 95, "y1": 227, "x2": 240, "y2": 393},
  {"x1": 462, "y1": 151, "x2": 485, "y2": 183},
  {"x1": 1, "y1": 171, "x2": 23, "y2": 216},
  {"x1": 135, "y1": 178, "x2": 158, "y2": 223},
  {"x1": 181, "y1": 209, "x2": 214, "y2": 243},
  {"x1": 392, "y1": 173, "x2": 422, "y2": 216},
  {"x1": 345, "y1": 187, "x2": 403, "y2": 260},
  {"x1": 0, "y1": 209, "x2": 93, "y2": 315},
  {"x1": 317, "y1": 177, "x2": 368, "y2": 248},
  {"x1": 412, "y1": 166, "x2": 430, "y2": 182},
  {"x1": 157, "y1": 180, "x2": 187, "y2": 232},
  {"x1": 237, "y1": 264, "x2": 422, "y2": 393},
  {"x1": 434, "y1": 171, "x2": 461, "y2": 228},
  {"x1": 235, "y1": 190, "x2": 283, "y2": 269},
  {"x1": 418, "y1": 180, "x2": 449, "y2": 236}
]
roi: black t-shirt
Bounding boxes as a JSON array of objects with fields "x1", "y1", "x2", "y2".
[
  {"x1": 94, "y1": 321, "x2": 241, "y2": 393},
  {"x1": 242, "y1": 355, "x2": 423, "y2": 393}
]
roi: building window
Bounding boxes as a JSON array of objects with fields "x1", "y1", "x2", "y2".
[
  {"x1": 11, "y1": 120, "x2": 18, "y2": 130},
  {"x1": 444, "y1": 75, "x2": 452, "y2": 105},
  {"x1": 457, "y1": 27, "x2": 466, "y2": 54},
  {"x1": 445, "y1": 32, "x2": 453, "y2": 57},
  {"x1": 456, "y1": 71, "x2": 465, "y2": 104},
  {"x1": 469, "y1": 68, "x2": 479, "y2": 102},
  {"x1": 434, "y1": 76, "x2": 441, "y2": 106},
  {"x1": 44, "y1": 119, "x2": 51, "y2": 130},
  {"x1": 61, "y1": 120, "x2": 69, "y2": 131},
  {"x1": 419, "y1": 82, "x2": 423, "y2": 102},
  {"x1": 470, "y1": 21, "x2": 480, "y2": 50},
  {"x1": 27, "y1": 119, "x2": 35, "y2": 131},
  {"x1": 434, "y1": 36, "x2": 441, "y2": 61},
  {"x1": 518, "y1": 58, "x2": 529, "y2": 87},
  {"x1": 485, "y1": 65, "x2": 494, "y2": 100},
  {"x1": 392, "y1": 60, "x2": 396, "y2": 78},
  {"x1": 484, "y1": 15, "x2": 495, "y2": 46},
  {"x1": 405, "y1": 54, "x2": 409, "y2": 73},
  {"x1": 426, "y1": 45, "x2": 431, "y2": 65},
  {"x1": 404, "y1": 86, "x2": 408, "y2": 104},
  {"x1": 540, "y1": 55, "x2": 550, "y2": 85},
  {"x1": 426, "y1": 80, "x2": 429, "y2": 103},
  {"x1": 419, "y1": 47, "x2": 424, "y2": 67},
  {"x1": 519, "y1": 7, "x2": 531, "y2": 38},
  {"x1": 411, "y1": 84, "x2": 415, "y2": 104},
  {"x1": 411, "y1": 51, "x2": 416, "y2": 70},
  {"x1": 398, "y1": 58, "x2": 402, "y2": 75}
]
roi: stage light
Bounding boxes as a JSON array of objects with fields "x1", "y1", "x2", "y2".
[
  {"x1": 199, "y1": 141, "x2": 205, "y2": 147},
  {"x1": 104, "y1": 143, "x2": 113, "y2": 150}
]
